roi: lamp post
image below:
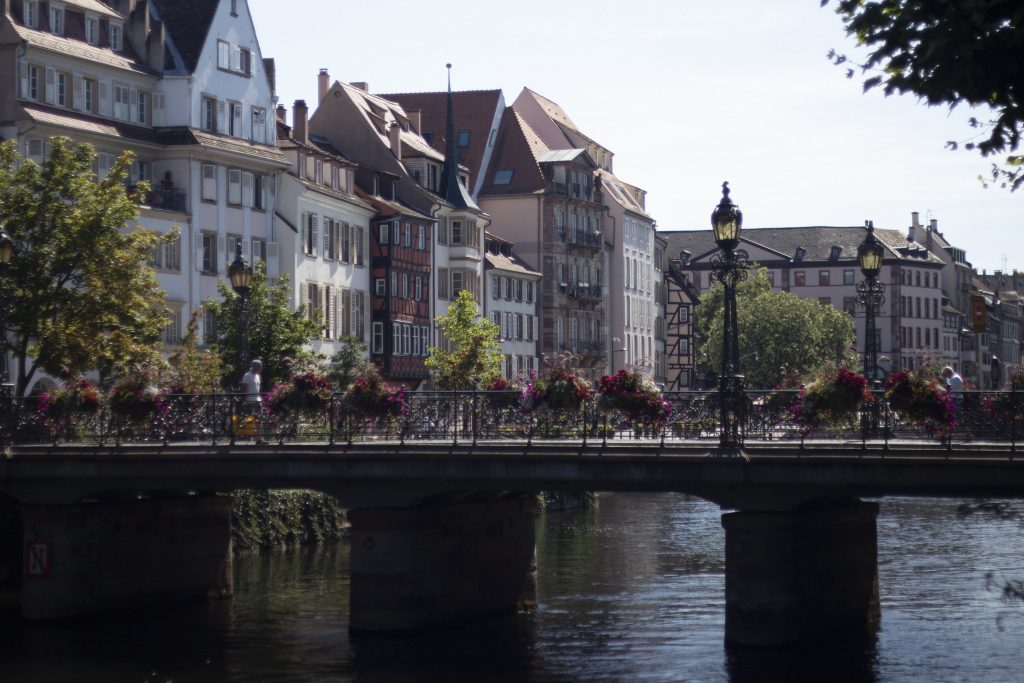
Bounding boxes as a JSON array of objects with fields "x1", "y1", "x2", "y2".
[
  {"x1": 228, "y1": 242, "x2": 253, "y2": 381},
  {"x1": 856, "y1": 220, "x2": 885, "y2": 386},
  {"x1": 0, "y1": 228, "x2": 13, "y2": 386},
  {"x1": 709, "y1": 182, "x2": 747, "y2": 449}
]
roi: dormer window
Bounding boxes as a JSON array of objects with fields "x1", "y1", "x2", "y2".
[
  {"x1": 84, "y1": 14, "x2": 99, "y2": 44},
  {"x1": 109, "y1": 22, "x2": 123, "y2": 51},
  {"x1": 794, "y1": 247, "x2": 806, "y2": 262},
  {"x1": 49, "y1": 3, "x2": 64, "y2": 35},
  {"x1": 23, "y1": 0, "x2": 38, "y2": 28},
  {"x1": 493, "y1": 169, "x2": 513, "y2": 185},
  {"x1": 456, "y1": 130, "x2": 470, "y2": 147},
  {"x1": 829, "y1": 245, "x2": 842, "y2": 260}
]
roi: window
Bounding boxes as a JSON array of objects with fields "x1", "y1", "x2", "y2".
[
  {"x1": 372, "y1": 322, "x2": 384, "y2": 353},
  {"x1": 149, "y1": 233, "x2": 181, "y2": 272},
  {"x1": 109, "y1": 22, "x2": 123, "y2": 51},
  {"x1": 415, "y1": 276, "x2": 423, "y2": 301},
  {"x1": 379, "y1": 223, "x2": 389, "y2": 245},
  {"x1": 136, "y1": 90, "x2": 148, "y2": 125},
  {"x1": 843, "y1": 297, "x2": 857, "y2": 315},
  {"x1": 322, "y1": 218, "x2": 335, "y2": 261},
  {"x1": 225, "y1": 234, "x2": 242, "y2": 271},
  {"x1": 438, "y1": 268, "x2": 449, "y2": 299},
  {"x1": 241, "y1": 171, "x2": 254, "y2": 207},
  {"x1": 113, "y1": 84, "x2": 130, "y2": 121},
  {"x1": 83, "y1": 77, "x2": 95, "y2": 113},
  {"x1": 456, "y1": 130, "x2": 470, "y2": 147},
  {"x1": 404, "y1": 223, "x2": 412, "y2": 247},
  {"x1": 229, "y1": 102, "x2": 243, "y2": 137},
  {"x1": 392, "y1": 223, "x2": 400, "y2": 245},
  {"x1": 843, "y1": 269, "x2": 855, "y2": 285},
  {"x1": 402, "y1": 273, "x2": 409, "y2": 299},
  {"x1": 251, "y1": 238, "x2": 266, "y2": 266},
  {"x1": 304, "y1": 213, "x2": 318, "y2": 256},
  {"x1": 24, "y1": 0, "x2": 38, "y2": 27},
  {"x1": 451, "y1": 270, "x2": 464, "y2": 297},
  {"x1": 202, "y1": 97, "x2": 218, "y2": 132},
  {"x1": 201, "y1": 233, "x2": 217, "y2": 273},
  {"x1": 49, "y1": 4, "x2": 63, "y2": 35},
  {"x1": 794, "y1": 271, "x2": 806, "y2": 286},
  {"x1": 315, "y1": 158, "x2": 323, "y2": 185},
  {"x1": 354, "y1": 228, "x2": 364, "y2": 266},
  {"x1": 227, "y1": 169, "x2": 242, "y2": 204},
  {"x1": 526, "y1": 282, "x2": 535, "y2": 302},
  {"x1": 204, "y1": 308, "x2": 218, "y2": 345},
  {"x1": 818, "y1": 297, "x2": 831, "y2": 306},
  {"x1": 254, "y1": 174, "x2": 266, "y2": 209},
  {"x1": 162, "y1": 308, "x2": 181, "y2": 346},
  {"x1": 819, "y1": 270, "x2": 830, "y2": 286},
  {"x1": 417, "y1": 225, "x2": 425, "y2": 250},
  {"x1": 56, "y1": 71, "x2": 67, "y2": 107},
  {"x1": 493, "y1": 169, "x2": 513, "y2": 185},
  {"x1": 390, "y1": 272, "x2": 397, "y2": 297},
  {"x1": 202, "y1": 164, "x2": 217, "y2": 201},
  {"x1": 84, "y1": 15, "x2": 99, "y2": 44},
  {"x1": 451, "y1": 220, "x2": 463, "y2": 245}
]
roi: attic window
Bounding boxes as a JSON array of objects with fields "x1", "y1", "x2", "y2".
[
  {"x1": 456, "y1": 130, "x2": 470, "y2": 147},
  {"x1": 493, "y1": 169, "x2": 513, "y2": 185},
  {"x1": 829, "y1": 246, "x2": 842, "y2": 260},
  {"x1": 423, "y1": 131, "x2": 433, "y2": 144},
  {"x1": 794, "y1": 247, "x2": 806, "y2": 262}
]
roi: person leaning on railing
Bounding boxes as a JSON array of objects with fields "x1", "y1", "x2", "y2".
[{"x1": 240, "y1": 359, "x2": 268, "y2": 444}]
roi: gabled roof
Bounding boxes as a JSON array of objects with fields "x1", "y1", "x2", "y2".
[
  {"x1": 662, "y1": 226, "x2": 945, "y2": 266},
  {"x1": 150, "y1": 0, "x2": 219, "y2": 73},
  {"x1": 518, "y1": 87, "x2": 579, "y2": 133},
  {"x1": 485, "y1": 250, "x2": 541, "y2": 277},
  {"x1": 478, "y1": 107, "x2": 547, "y2": 196},
  {"x1": 598, "y1": 169, "x2": 650, "y2": 219},
  {"x1": 377, "y1": 89, "x2": 503, "y2": 196}
]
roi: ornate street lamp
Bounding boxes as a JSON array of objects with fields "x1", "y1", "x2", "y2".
[
  {"x1": 228, "y1": 242, "x2": 253, "y2": 380},
  {"x1": 710, "y1": 182, "x2": 747, "y2": 449},
  {"x1": 0, "y1": 228, "x2": 13, "y2": 386},
  {"x1": 856, "y1": 220, "x2": 886, "y2": 386}
]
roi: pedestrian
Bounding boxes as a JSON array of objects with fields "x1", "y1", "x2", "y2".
[
  {"x1": 240, "y1": 359, "x2": 267, "y2": 444},
  {"x1": 942, "y1": 366, "x2": 964, "y2": 394}
]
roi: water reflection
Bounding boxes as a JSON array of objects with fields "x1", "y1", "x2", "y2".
[{"x1": 0, "y1": 494, "x2": 1022, "y2": 681}]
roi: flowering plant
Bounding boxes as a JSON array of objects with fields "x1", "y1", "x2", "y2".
[
  {"x1": 109, "y1": 378, "x2": 167, "y2": 422},
  {"x1": 344, "y1": 374, "x2": 407, "y2": 420},
  {"x1": 265, "y1": 371, "x2": 333, "y2": 415},
  {"x1": 885, "y1": 370, "x2": 957, "y2": 435},
  {"x1": 792, "y1": 367, "x2": 869, "y2": 435},
  {"x1": 520, "y1": 355, "x2": 593, "y2": 413},
  {"x1": 37, "y1": 379, "x2": 101, "y2": 419},
  {"x1": 485, "y1": 377, "x2": 520, "y2": 409},
  {"x1": 598, "y1": 369, "x2": 671, "y2": 430}
]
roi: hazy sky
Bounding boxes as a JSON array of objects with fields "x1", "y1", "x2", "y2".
[{"x1": 249, "y1": 0, "x2": 1023, "y2": 274}]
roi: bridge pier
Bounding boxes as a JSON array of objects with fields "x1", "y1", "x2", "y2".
[
  {"x1": 347, "y1": 497, "x2": 537, "y2": 632},
  {"x1": 19, "y1": 496, "x2": 233, "y2": 619},
  {"x1": 722, "y1": 500, "x2": 879, "y2": 646}
]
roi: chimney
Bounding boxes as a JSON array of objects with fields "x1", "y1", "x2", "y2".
[
  {"x1": 911, "y1": 211, "x2": 920, "y2": 229},
  {"x1": 318, "y1": 69, "x2": 330, "y2": 104},
  {"x1": 350, "y1": 82, "x2": 369, "y2": 92},
  {"x1": 293, "y1": 99, "x2": 309, "y2": 144},
  {"x1": 407, "y1": 109, "x2": 422, "y2": 135},
  {"x1": 125, "y1": 0, "x2": 150, "y2": 58},
  {"x1": 930, "y1": 218, "x2": 938, "y2": 233},
  {"x1": 276, "y1": 105, "x2": 286, "y2": 124},
  {"x1": 389, "y1": 122, "x2": 402, "y2": 160},
  {"x1": 146, "y1": 18, "x2": 165, "y2": 73}
]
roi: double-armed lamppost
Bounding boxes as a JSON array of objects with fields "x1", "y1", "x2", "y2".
[
  {"x1": 856, "y1": 220, "x2": 885, "y2": 387},
  {"x1": 0, "y1": 227, "x2": 14, "y2": 386},
  {"x1": 710, "y1": 182, "x2": 747, "y2": 449},
  {"x1": 228, "y1": 242, "x2": 254, "y2": 380}
]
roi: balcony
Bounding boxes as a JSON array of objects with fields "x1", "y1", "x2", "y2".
[
  {"x1": 567, "y1": 229, "x2": 602, "y2": 249},
  {"x1": 144, "y1": 187, "x2": 188, "y2": 213},
  {"x1": 569, "y1": 283, "x2": 602, "y2": 301},
  {"x1": 562, "y1": 340, "x2": 604, "y2": 356}
]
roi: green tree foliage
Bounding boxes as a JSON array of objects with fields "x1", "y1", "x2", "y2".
[
  {"x1": 204, "y1": 263, "x2": 320, "y2": 389},
  {"x1": 425, "y1": 289, "x2": 503, "y2": 389},
  {"x1": 0, "y1": 137, "x2": 169, "y2": 396},
  {"x1": 824, "y1": 0, "x2": 1024, "y2": 190},
  {"x1": 328, "y1": 335, "x2": 374, "y2": 391},
  {"x1": 163, "y1": 310, "x2": 223, "y2": 393},
  {"x1": 696, "y1": 267, "x2": 854, "y2": 388}
]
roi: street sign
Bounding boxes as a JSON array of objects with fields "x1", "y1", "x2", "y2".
[{"x1": 25, "y1": 540, "x2": 50, "y2": 578}]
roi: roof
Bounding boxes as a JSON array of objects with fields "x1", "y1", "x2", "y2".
[
  {"x1": 661, "y1": 226, "x2": 946, "y2": 266},
  {"x1": 21, "y1": 103, "x2": 165, "y2": 145},
  {"x1": 478, "y1": 108, "x2": 548, "y2": 196},
  {"x1": 377, "y1": 89, "x2": 503, "y2": 196},
  {"x1": 162, "y1": 128, "x2": 289, "y2": 165},
  {"x1": 353, "y1": 187, "x2": 433, "y2": 221},
  {"x1": 150, "y1": 0, "x2": 219, "y2": 73},
  {"x1": 64, "y1": 0, "x2": 125, "y2": 19},
  {"x1": 537, "y1": 149, "x2": 587, "y2": 164},
  {"x1": 597, "y1": 168, "x2": 650, "y2": 219},
  {"x1": 12, "y1": 23, "x2": 153, "y2": 74},
  {"x1": 484, "y1": 250, "x2": 540, "y2": 277},
  {"x1": 518, "y1": 87, "x2": 580, "y2": 133}
]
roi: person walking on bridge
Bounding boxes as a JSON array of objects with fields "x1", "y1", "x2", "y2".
[{"x1": 240, "y1": 359, "x2": 267, "y2": 444}]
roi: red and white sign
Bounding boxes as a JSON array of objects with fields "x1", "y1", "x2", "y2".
[{"x1": 25, "y1": 540, "x2": 50, "y2": 578}]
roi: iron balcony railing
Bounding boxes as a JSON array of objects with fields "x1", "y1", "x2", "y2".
[
  {"x1": 2, "y1": 388, "x2": 1022, "y2": 451},
  {"x1": 145, "y1": 188, "x2": 188, "y2": 213},
  {"x1": 569, "y1": 283, "x2": 602, "y2": 300}
]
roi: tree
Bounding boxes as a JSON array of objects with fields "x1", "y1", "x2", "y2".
[
  {"x1": 203, "y1": 262, "x2": 320, "y2": 389},
  {"x1": 824, "y1": 0, "x2": 1024, "y2": 190},
  {"x1": 696, "y1": 267, "x2": 855, "y2": 388},
  {"x1": 163, "y1": 310, "x2": 223, "y2": 394},
  {"x1": 0, "y1": 138, "x2": 170, "y2": 397},
  {"x1": 425, "y1": 289, "x2": 503, "y2": 390},
  {"x1": 328, "y1": 336, "x2": 374, "y2": 391}
]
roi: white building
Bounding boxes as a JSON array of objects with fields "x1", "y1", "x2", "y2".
[{"x1": 483, "y1": 233, "x2": 540, "y2": 380}]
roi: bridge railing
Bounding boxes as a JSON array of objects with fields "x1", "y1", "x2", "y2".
[{"x1": 1, "y1": 388, "x2": 1021, "y2": 450}]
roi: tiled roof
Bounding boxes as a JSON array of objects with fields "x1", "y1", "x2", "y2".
[
  {"x1": 598, "y1": 169, "x2": 650, "y2": 218},
  {"x1": 186, "y1": 129, "x2": 289, "y2": 165},
  {"x1": 13, "y1": 24, "x2": 152, "y2": 74},
  {"x1": 478, "y1": 107, "x2": 546, "y2": 196},
  {"x1": 519, "y1": 87, "x2": 579, "y2": 132},
  {"x1": 150, "y1": 0, "x2": 218, "y2": 73},
  {"x1": 353, "y1": 187, "x2": 432, "y2": 221},
  {"x1": 485, "y1": 250, "x2": 540, "y2": 277},
  {"x1": 65, "y1": 0, "x2": 124, "y2": 18},
  {"x1": 22, "y1": 103, "x2": 165, "y2": 144},
  {"x1": 662, "y1": 226, "x2": 945, "y2": 265},
  {"x1": 377, "y1": 90, "x2": 503, "y2": 196}
]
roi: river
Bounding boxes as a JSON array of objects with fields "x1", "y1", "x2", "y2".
[{"x1": 1, "y1": 493, "x2": 1022, "y2": 682}]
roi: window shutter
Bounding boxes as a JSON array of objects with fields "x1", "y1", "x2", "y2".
[
  {"x1": 323, "y1": 216, "x2": 331, "y2": 256},
  {"x1": 300, "y1": 281, "x2": 309, "y2": 315},
  {"x1": 72, "y1": 73, "x2": 83, "y2": 110},
  {"x1": 98, "y1": 80, "x2": 110, "y2": 116},
  {"x1": 44, "y1": 67, "x2": 55, "y2": 104},
  {"x1": 217, "y1": 100, "x2": 227, "y2": 134},
  {"x1": 195, "y1": 243, "x2": 205, "y2": 272},
  {"x1": 533, "y1": 316, "x2": 540, "y2": 341},
  {"x1": 267, "y1": 241, "x2": 279, "y2": 278},
  {"x1": 311, "y1": 214, "x2": 319, "y2": 256},
  {"x1": 324, "y1": 285, "x2": 333, "y2": 338},
  {"x1": 129, "y1": 88, "x2": 139, "y2": 121},
  {"x1": 216, "y1": 235, "x2": 225, "y2": 271}
]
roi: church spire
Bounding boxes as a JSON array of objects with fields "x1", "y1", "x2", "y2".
[{"x1": 439, "y1": 63, "x2": 478, "y2": 210}]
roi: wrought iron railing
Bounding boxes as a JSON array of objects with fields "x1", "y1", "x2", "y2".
[{"x1": 1, "y1": 389, "x2": 1021, "y2": 451}]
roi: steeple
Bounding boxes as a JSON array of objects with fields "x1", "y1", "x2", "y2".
[{"x1": 439, "y1": 64, "x2": 479, "y2": 211}]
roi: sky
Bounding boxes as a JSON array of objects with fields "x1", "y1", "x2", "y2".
[{"x1": 248, "y1": 0, "x2": 1024, "y2": 275}]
